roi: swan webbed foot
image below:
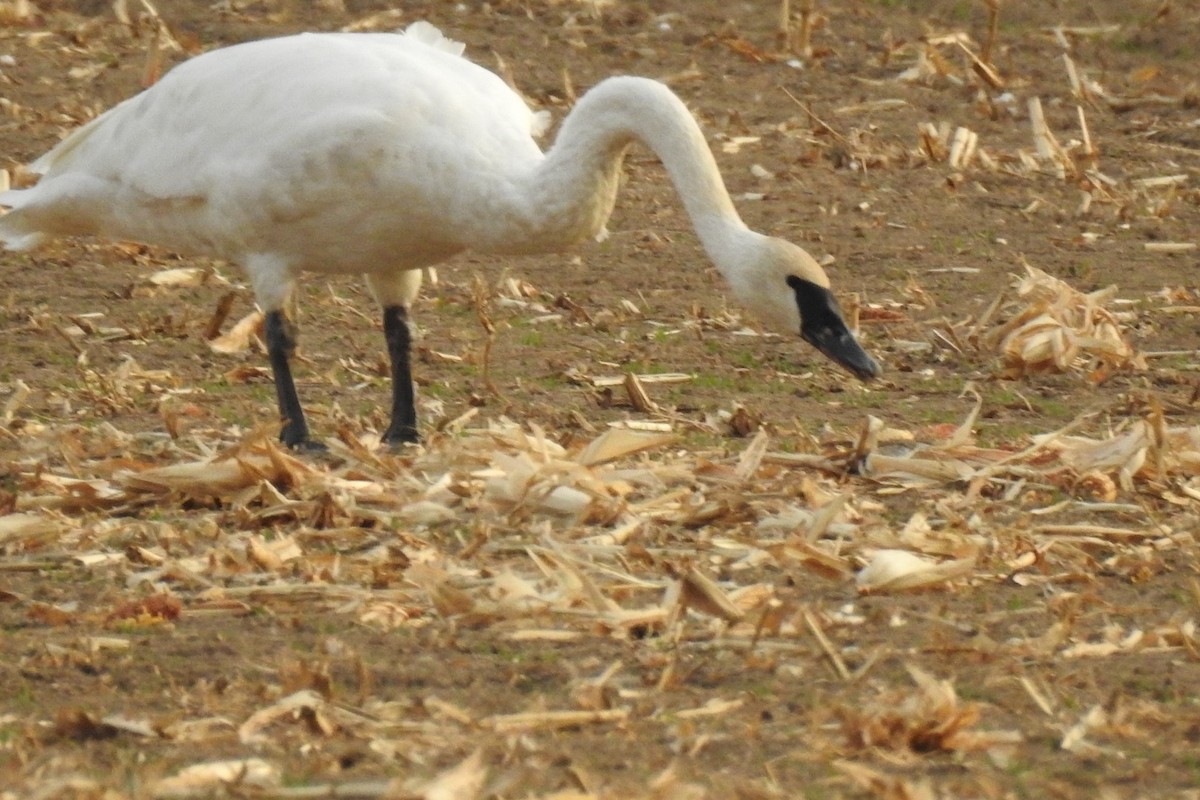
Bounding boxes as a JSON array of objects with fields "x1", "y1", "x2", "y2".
[
  {"x1": 284, "y1": 437, "x2": 329, "y2": 453},
  {"x1": 381, "y1": 421, "x2": 421, "y2": 447}
]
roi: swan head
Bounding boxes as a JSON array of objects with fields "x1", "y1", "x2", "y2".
[{"x1": 729, "y1": 236, "x2": 881, "y2": 381}]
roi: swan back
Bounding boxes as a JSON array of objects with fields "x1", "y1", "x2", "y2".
[{"x1": 0, "y1": 26, "x2": 547, "y2": 269}]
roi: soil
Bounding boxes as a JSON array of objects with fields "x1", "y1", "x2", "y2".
[{"x1": 2, "y1": 1, "x2": 1200, "y2": 798}]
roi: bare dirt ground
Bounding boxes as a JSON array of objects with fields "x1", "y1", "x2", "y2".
[{"x1": 2, "y1": 1, "x2": 1200, "y2": 798}]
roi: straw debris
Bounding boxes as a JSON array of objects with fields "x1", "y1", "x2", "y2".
[
  {"x1": 965, "y1": 260, "x2": 1144, "y2": 378},
  {"x1": 4, "y1": 1, "x2": 1200, "y2": 797}
]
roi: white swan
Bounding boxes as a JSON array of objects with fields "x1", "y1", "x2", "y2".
[{"x1": 0, "y1": 21, "x2": 880, "y2": 448}]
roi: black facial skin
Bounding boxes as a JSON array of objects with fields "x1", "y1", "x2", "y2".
[{"x1": 787, "y1": 275, "x2": 882, "y2": 380}]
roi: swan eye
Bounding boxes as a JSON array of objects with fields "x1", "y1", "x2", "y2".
[{"x1": 786, "y1": 274, "x2": 842, "y2": 334}]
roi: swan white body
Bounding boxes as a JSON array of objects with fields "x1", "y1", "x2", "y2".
[{"x1": 0, "y1": 22, "x2": 879, "y2": 447}]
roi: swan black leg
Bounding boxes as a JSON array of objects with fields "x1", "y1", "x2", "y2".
[
  {"x1": 264, "y1": 309, "x2": 315, "y2": 449},
  {"x1": 381, "y1": 304, "x2": 419, "y2": 444}
]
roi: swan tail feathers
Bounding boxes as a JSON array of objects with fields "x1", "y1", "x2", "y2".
[
  {"x1": 24, "y1": 106, "x2": 114, "y2": 177},
  {"x1": 0, "y1": 203, "x2": 47, "y2": 251},
  {"x1": 0, "y1": 185, "x2": 54, "y2": 250}
]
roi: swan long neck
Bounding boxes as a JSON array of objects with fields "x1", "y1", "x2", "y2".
[{"x1": 526, "y1": 77, "x2": 750, "y2": 265}]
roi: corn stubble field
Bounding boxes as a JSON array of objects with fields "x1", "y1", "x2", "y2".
[{"x1": 2, "y1": 0, "x2": 1200, "y2": 797}]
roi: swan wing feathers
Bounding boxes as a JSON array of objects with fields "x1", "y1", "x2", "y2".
[
  {"x1": 0, "y1": 23, "x2": 546, "y2": 260},
  {"x1": 402, "y1": 20, "x2": 466, "y2": 56}
]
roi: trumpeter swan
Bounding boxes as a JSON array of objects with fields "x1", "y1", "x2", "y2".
[{"x1": 0, "y1": 21, "x2": 880, "y2": 449}]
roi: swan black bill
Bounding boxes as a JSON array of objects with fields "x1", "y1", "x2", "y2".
[
  {"x1": 788, "y1": 275, "x2": 882, "y2": 381},
  {"x1": 802, "y1": 322, "x2": 881, "y2": 380}
]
